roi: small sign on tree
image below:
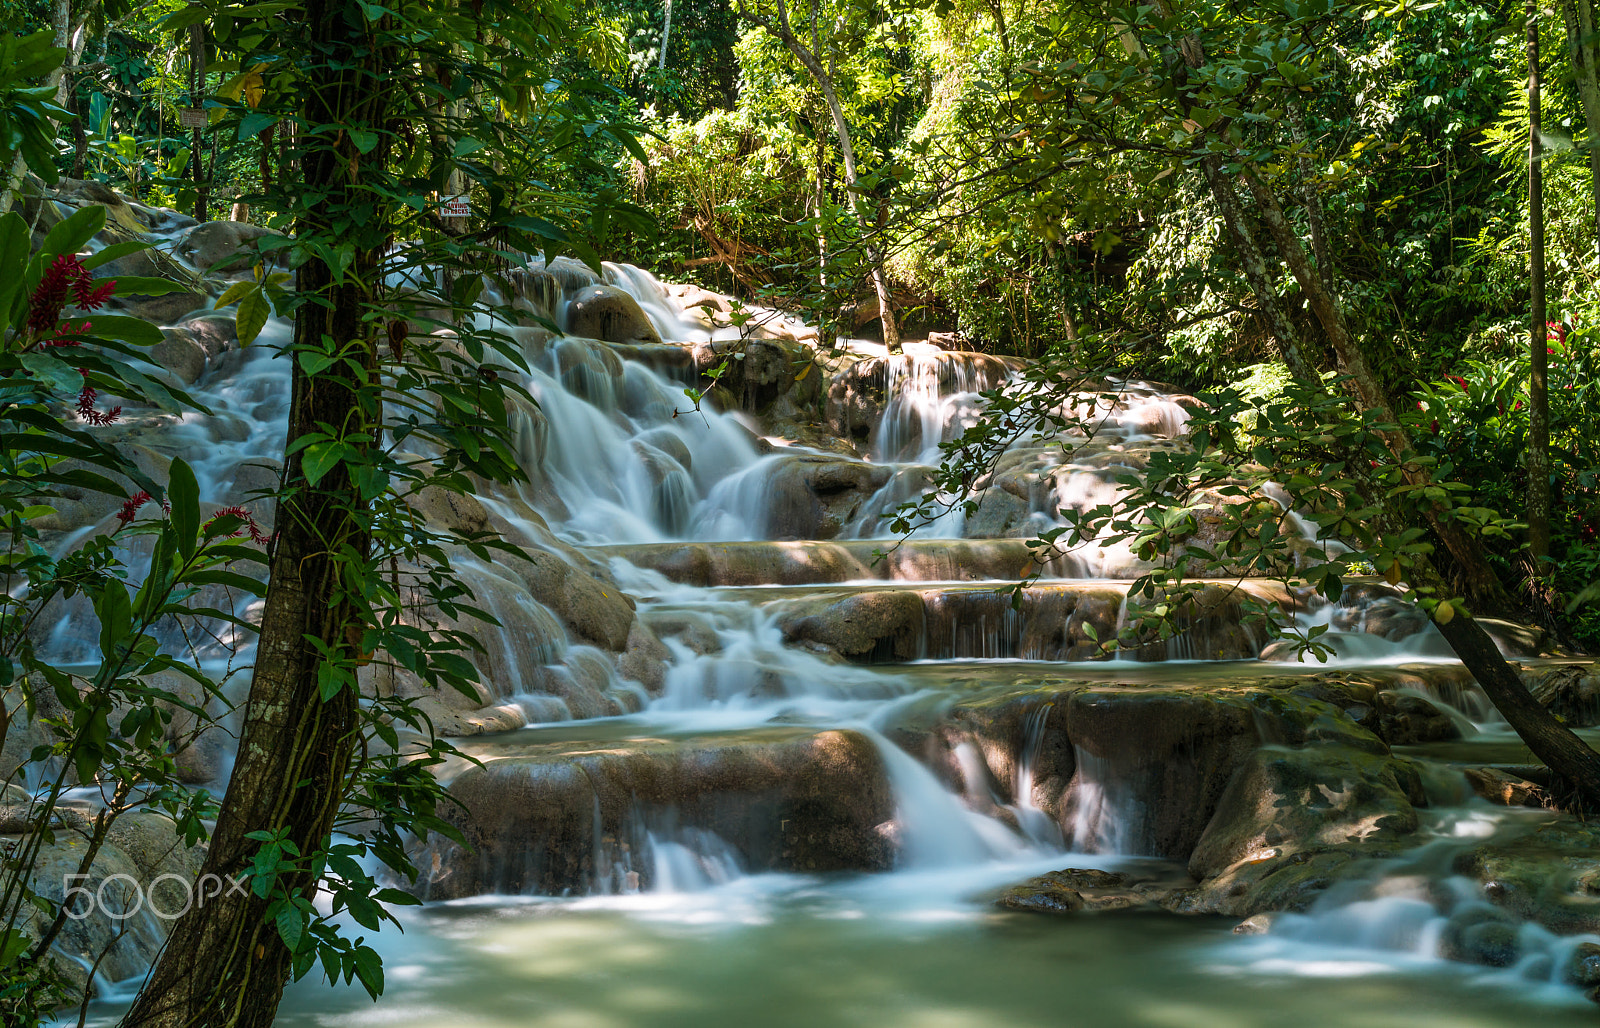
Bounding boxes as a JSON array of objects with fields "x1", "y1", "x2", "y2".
[
  {"x1": 177, "y1": 107, "x2": 207, "y2": 129},
  {"x1": 439, "y1": 195, "x2": 471, "y2": 218}
]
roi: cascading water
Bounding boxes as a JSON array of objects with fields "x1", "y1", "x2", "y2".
[{"x1": 41, "y1": 209, "x2": 1600, "y2": 1024}]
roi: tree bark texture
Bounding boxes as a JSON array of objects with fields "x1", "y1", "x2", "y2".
[
  {"x1": 1237, "y1": 167, "x2": 1513, "y2": 612},
  {"x1": 121, "y1": 1, "x2": 391, "y2": 1024},
  {"x1": 1528, "y1": 1, "x2": 1552, "y2": 570}
]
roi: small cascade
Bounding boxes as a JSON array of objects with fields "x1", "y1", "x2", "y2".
[
  {"x1": 1010, "y1": 704, "x2": 1064, "y2": 848},
  {"x1": 1231, "y1": 809, "x2": 1600, "y2": 991},
  {"x1": 1064, "y1": 747, "x2": 1138, "y2": 855},
  {"x1": 861, "y1": 726, "x2": 1042, "y2": 869},
  {"x1": 647, "y1": 825, "x2": 745, "y2": 893}
]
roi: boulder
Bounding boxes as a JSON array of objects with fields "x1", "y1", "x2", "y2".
[
  {"x1": 777, "y1": 589, "x2": 926, "y2": 661},
  {"x1": 150, "y1": 328, "x2": 209, "y2": 384},
  {"x1": 755, "y1": 454, "x2": 892, "y2": 540},
  {"x1": 417, "y1": 728, "x2": 894, "y2": 898},
  {"x1": 407, "y1": 484, "x2": 490, "y2": 536},
  {"x1": 12, "y1": 811, "x2": 203, "y2": 996},
  {"x1": 177, "y1": 221, "x2": 284, "y2": 274},
  {"x1": 497, "y1": 547, "x2": 636, "y2": 652},
  {"x1": 563, "y1": 285, "x2": 663, "y2": 346}
]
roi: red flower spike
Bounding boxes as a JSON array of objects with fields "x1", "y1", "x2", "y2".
[
  {"x1": 27, "y1": 255, "x2": 79, "y2": 335},
  {"x1": 26, "y1": 254, "x2": 113, "y2": 340},
  {"x1": 117, "y1": 491, "x2": 152, "y2": 524},
  {"x1": 73, "y1": 275, "x2": 115, "y2": 311}
]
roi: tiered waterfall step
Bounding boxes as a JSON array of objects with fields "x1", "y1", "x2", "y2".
[
  {"x1": 597, "y1": 538, "x2": 1048, "y2": 586},
  {"x1": 415, "y1": 726, "x2": 894, "y2": 899},
  {"x1": 635, "y1": 579, "x2": 1296, "y2": 663}
]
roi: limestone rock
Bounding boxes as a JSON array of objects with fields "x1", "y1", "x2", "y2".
[
  {"x1": 417, "y1": 728, "x2": 894, "y2": 897},
  {"x1": 150, "y1": 328, "x2": 209, "y2": 384},
  {"x1": 563, "y1": 285, "x2": 663, "y2": 345},
  {"x1": 498, "y1": 548, "x2": 636, "y2": 652},
  {"x1": 177, "y1": 220, "x2": 284, "y2": 274},
  {"x1": 755, "y1": 454, "x2": 892, "y2": 540},
  {"x1": 777, "y1": 589, "x2": 926, "y2": 661},
  {"x1": 408, "y1": 485, "x2": 490, "y2": 536}
]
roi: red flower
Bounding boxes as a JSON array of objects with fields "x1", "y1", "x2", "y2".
[
  {"x1": 75, "y1": 379, "x2": 121, "y2": 426},
  {"x1": 117, "y1": 491, "x2": 152, "y2": 524},
  {"x1": 203, "y1": 505, "x2": 269, "y2": 544},
  {"x1": 73, "y1": 275, "x2": 116, "y2": 311},
  {"x1": 42, "y1": 319, "x2": 91, "y2": 348},
  {"x1": 26, "y1": 253, "x2": 114, "y2": 339}
]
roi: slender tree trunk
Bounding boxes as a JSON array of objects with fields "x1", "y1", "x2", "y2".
[
  {"x1": 1197, "y1": 156, "x2": 1314, "y2": 381},
  {"x1": 659, "y1": 0, "x2": 673, "y2": 71},
  {"x1": 121, "y1": 1, "x2": 392, "y2": 1024},
  {"x1": 1238, "y1": 168, "x2": 1514, "y2": 611},
  {"x1": 811, "y1": 61, "x2": 900, "y2": 351},
  {"x1": 1528, "y1": 0, "x2": 1552, "y2": 572},
  {"x1": 189, "y1": 25, "x2": 207, "y2": 221},
  {"x1": 50, "y1": 0, "x2": 71, "y2": 106},
  {"x1": 1562, "y1": 0, "x2": 1600, "y2": 259},
  {"x1": 1231, "y1": 169, "x2": 1600, "y2": 812}
]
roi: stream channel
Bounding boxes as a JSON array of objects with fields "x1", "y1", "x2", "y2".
[{"x1": 43, "y1": 225, "x2": 1600, "y2": 1025}]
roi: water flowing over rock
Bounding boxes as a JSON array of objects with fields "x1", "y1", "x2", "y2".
[
  {"x1": 418, "y1": 729, "x2": 893, "y2": 897},
  {"x1": 21, "y1": 187, "x2": 1600, "y2": 1010}
]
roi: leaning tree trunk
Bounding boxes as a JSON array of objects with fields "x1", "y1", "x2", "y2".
[
  {"x1": 811, "y1": 70, "x2": 902, "y2": 353},
  {"x1": 120, "y1": 1, "x2": 391, "y2": 1025}
]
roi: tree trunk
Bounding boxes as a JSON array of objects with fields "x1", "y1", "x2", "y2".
[
  {"x1": 1529, "y1": 0, "x2": 1552, "y2": 572},
  {"x1": 190, "y1": 24, "x2": 207, "y2": 223},
  {"x1": 1563, "y1": 0, "x2": 1600, "y2": 259},
  {"x1": 810, "y1": 58, "x2": 900, "y2": 351},
  {"x1": 1197, "y1": 156, "x2": 1314, "y2": 381},
  {"x1": 120, "y1": 1, "x2": 391, "y2": 1024},
  {"x1": 50, "y1": 0, "x2": 71, "y2": 105},
  {"x1": 1237, "y1": 167, "x2": 1514, "y2": 611},
  {"x1": 659, "y1": 0, "x2": 673, "y2": 71}
]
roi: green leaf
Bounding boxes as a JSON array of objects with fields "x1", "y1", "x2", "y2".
[
  {"x1": 237, "y1": 290, "x2": 271, "y2": 346},
  {"x1": 114, "y1": 276, "x2": 189, "y2": 297},
  {"x1": 238, "y1": 111, "x2": 279, "y2": 142},
  {"x1": 0, "y1": 927, "x2": 30, "y2": 967},
  {"x1": 182, "y1": 569, "x2": 268, "y2": 593},
  {"x1": 97, "y1": 582, "x2": 132, "y2": 659},
  {"x1": 452, "y1": 137, "x2": 483, "y2": 157},
  {"x1": 89, "y1": 314, "x2": 165, "y2": 346},
  {"x1": 301, "y1": 441, "x2": 344, "y2": 487},
  {"x1": 214, "y1": 280, "x2": 257, "y2": 310},
  {"x1": 169, "y1": 457, "x2": 200, "y2": 561},
  {"x1": 0, "y1": 212, "x2": 32, "y2": 317},
  {"x1": 275, "y1": 904, "x2": 305, "y2": 951},
  {"x1": 348, "y1": 129, "x2": 379, "y2": 154},
  {"x1": 20, "y1": 353, "x2": 85, "y2": 394},
  {"x1": 352, "y1": 944, "x2": 385, "y2": 998},
  {"x1": 38, "y1": 205, "x2": 106, "y2": 263},
  {"x1": 80, "y1": 240, "x2": 150, "y2": 272}
]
